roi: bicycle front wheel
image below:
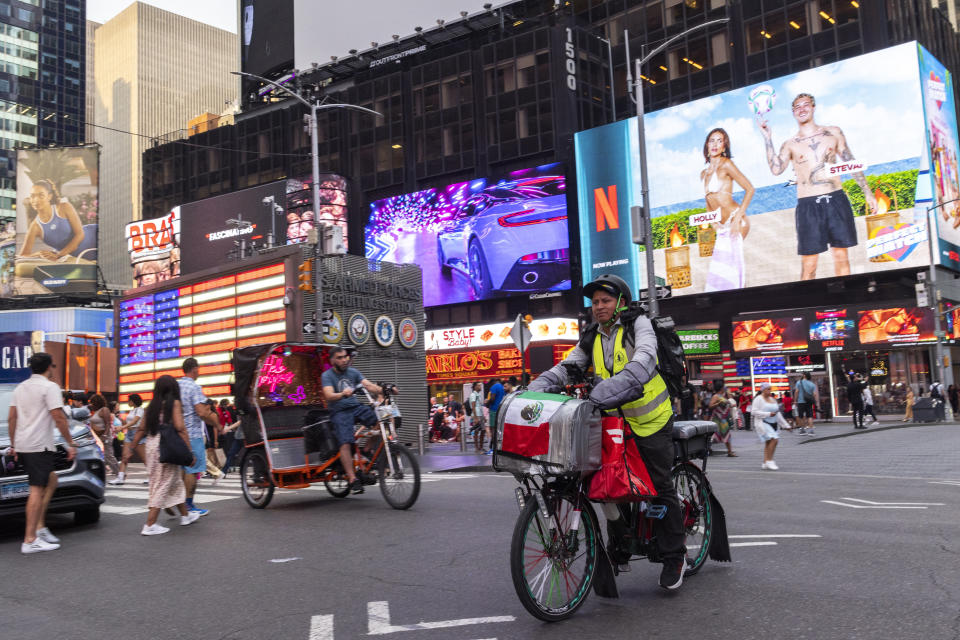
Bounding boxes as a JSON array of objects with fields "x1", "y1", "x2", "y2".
[
  {"x1": 377, "y1": 444, "x2": 421, "y2": 510},
  {"x1": 510, "y1": 490, "x2": 598, "y2": 622},
  {"x1": 671, "y1": 462, "x2": 713, "y2": 575}
]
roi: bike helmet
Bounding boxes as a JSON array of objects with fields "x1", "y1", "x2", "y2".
[{"x1": 582, "y1": 273, "x2": 632, "y2": 306}]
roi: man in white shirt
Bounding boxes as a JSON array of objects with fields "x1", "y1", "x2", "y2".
[
  {"x1": 8, "y1": 353, "x2": 75, "y2": 554},
  {"x1": 862, "y1": 386, "x2": 879, "y2": 426}
]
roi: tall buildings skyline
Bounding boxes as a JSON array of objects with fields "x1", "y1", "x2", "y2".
[
  {"x1": 0, "y1": 0, "x2": 86, "y2": 220},
  {"x1": 92, "y1": 0, "x2": 236, "y2": 288}
]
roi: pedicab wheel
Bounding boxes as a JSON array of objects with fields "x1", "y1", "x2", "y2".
[
  {"x1": 240, "y1": 447, "x2": 274, "y2": 509},
  {"x1": 510, "y1": 491, "x2": 598, "y2": 622},
  {"x1": 376, "y1": 444, "x2": 421, "y2": 510},
  {"x1": 671, "y1": 462, "x2": 713, "y2": 575},
  {"x1": 324, "y1": 472, "x2": 350, "y2": 498}
]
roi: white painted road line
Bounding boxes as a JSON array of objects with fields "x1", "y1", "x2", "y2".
[
  {"x1": 308, "y1": 615, "x2": 334, "y2": 640},
  {"x1": 729, "y1": 534, "x2": 822, "y2": 539},
  {"x1": 101, "y1": 504, "x2": 148, "y2": 515},
  {"x1": 840, "y1": 498, "x2": 945, "y2": 506},
  {"x1": 730, "y1": 542, "x2": 778, "y2": 547},
  {"x1": 104, "y1": 490, "x2": 239, "y2": 503},
  {"x1": 929, "y1": 480, "x2": 960, "y2": 486},
  {"x1": 367, "y1": 601, "x2": 515, "y2": 635},
  {"x1": 822, "y1": 500, "x2": 929, "y2": 509}
]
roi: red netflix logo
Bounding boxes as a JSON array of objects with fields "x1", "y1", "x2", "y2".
[{"x1": 594, "y1": 184, "x2": 619, "y2": 232}]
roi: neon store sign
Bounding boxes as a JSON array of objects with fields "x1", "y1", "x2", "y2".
[{"x1": 256, "y1": 355, "x2": 307, "y2": 404}]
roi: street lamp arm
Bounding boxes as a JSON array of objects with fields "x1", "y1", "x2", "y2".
[
  {"x1": 639, "y1": 18, "x2": 730, "y2": 66},
  {"x1": 231, "y1": 70, "x2": 312, "y2": 108},
  {"x1": 315, "y1": 103, "x2": 383, "y2": 118}
]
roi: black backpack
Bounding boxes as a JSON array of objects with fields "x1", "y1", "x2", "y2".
[{"x1": 579, "y1": 308, "x2": 688, "y2": 399}]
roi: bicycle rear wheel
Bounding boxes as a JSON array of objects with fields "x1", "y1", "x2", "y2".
[
  {"x1": 510, "y1": 490, "x2": 598, "y2": 622},
  {"x1": 671, "y1": 462, "x2": 713, "y2": 575}
]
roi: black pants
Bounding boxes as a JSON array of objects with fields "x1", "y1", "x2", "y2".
[
  {"x1": 850, "y1": 402, "x2": 864, "y2": 428},
  {"x1": 864, "y1": 403, "x2": 877, "y2": 422},
  {"x1": 628, "y1": 422, "x2": 685, "y2": 561}
]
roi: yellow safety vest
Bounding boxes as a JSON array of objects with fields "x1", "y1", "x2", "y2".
[{"x1": 593, "y1": 326, "x2": 673, "y2": 437}]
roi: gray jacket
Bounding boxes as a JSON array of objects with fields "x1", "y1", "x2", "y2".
[{"x1": 528, "y1": 314, "x2": 658, "y2": 410}]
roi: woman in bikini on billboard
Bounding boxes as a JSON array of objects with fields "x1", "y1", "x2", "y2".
[{"x1": 700, "y1": 128, "x2": 754, "y2": 292}]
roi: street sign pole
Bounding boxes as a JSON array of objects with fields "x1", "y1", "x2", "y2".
[{"x1": 510, "y1": 314, "x2": 532, "y2": 388}]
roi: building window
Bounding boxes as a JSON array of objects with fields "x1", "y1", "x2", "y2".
[
  {"x1": 711, "y1": 33, "x2": 729, "y2": 66},
  {"x1": 17, "y1": 8, "x2": 33, "y2": 21}
]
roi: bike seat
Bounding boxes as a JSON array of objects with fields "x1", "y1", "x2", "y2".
[{"x1": 671, "y1": 420, "x2": 717, "y2": 441}]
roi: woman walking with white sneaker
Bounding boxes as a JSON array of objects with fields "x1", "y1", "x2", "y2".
[
  {"x1": 751, "y1": 382, "x2": 781, "y2": 470},
  {"x1": 123, "y1": 375, "x2": 199, "y2": 535}
]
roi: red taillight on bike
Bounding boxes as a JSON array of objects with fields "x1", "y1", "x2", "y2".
[{"x1": 497, "y1": 209, "x2": 567, "y2": 227}]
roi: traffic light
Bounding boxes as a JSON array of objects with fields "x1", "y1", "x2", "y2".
[{"x1": 298, "y1": 259, "x2": 314, "y2": 292}]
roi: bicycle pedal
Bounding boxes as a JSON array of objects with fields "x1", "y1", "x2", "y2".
[{"x1": 645, "y1": 505, "x2": 668, "y2": 520}]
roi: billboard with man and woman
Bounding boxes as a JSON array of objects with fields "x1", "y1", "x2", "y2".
[{"x1": 576, "y1": 42, "x2": 956, "y2": 297}]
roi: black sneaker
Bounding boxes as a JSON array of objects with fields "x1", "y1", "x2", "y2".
[
  {"x1": 659, "y1": 557, "x2": 687, "y2": 590},
  {"x1": 349, "y1": 480, "x2": 365, "y2": 494},
  {"x1": 357, "y1": 470, "x2": 377, "y2": 486}
]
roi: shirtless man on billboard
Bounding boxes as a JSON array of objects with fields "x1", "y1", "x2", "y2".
[{"x1": 758, "y1": 93, "x2": 878, "y2": 279}]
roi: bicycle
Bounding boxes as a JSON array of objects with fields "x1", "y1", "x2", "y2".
[{"x1": 505, "y1": 418, "x2": 727, "y2": 622}]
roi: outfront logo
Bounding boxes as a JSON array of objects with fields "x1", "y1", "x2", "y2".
[{"x1": 594, "y1": 184, "x2": 619, "y2": 232}]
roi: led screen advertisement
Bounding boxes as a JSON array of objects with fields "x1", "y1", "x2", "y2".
[
  {"x1": 125, "y1": 207, "x2": 181, "y2": 288},
  {"x1": 242, "y1": 0, "x2": 294, "y2": 78},
  {"x1": 856, "y1": 307, "x2": 936, "y2": 345},
  {"x1": 365, "y1": 163, "x2": 571, "y2": 308},
  {"x1": 732, "y1": 316, "x2": 808, "y2": 354},
  {"x1": 15, "y1": 145, "x2": 99, "y2": 296},
  {"x1": 116, "y1": 262, "x2": 287, "y2": 401},
  {"x1": 177, "y1": 175, "x2": 346, "y2": 278},
  {"x1": 918, "y1": 45, "x2": 960, "y2": 272},
  {"x1": 576, "y1": 43, "x2": 935, "y2": 298}
]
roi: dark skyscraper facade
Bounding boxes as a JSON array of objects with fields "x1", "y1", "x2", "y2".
[{"x1": 0, "y1": 0, "x2": 85, "y2": 218}]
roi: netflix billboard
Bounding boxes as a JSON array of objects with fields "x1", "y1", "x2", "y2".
[{"x1": 575, "y1": 42, "x2": 944, "y2": 299}]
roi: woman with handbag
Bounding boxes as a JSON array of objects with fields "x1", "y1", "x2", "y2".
[
  {"x1": 751, "y1": 382, "x2": 781, "y2": 470},
  {"x1": 123, "y1": 375, "x2": 200, "y2": 535}
]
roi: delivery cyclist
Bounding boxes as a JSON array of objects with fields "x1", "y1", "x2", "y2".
[{"x1": 527, "y1": 274, "x2": 687, "y2": 590}]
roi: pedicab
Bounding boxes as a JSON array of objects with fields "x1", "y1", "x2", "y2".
[{"x1": 231, "y1": 342, "x2": 420, "y2": 510}]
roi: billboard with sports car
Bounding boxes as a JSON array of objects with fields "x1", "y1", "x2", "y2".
[
  {"x1": 576, "y1": 42, "x2": 945, "y2": 298},
  {"x1": 365, "y1": 163, "x2": 571, "y2": 308}
]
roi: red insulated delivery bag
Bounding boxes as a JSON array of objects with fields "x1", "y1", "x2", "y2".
[{"x1": 587, "y1": 417, "x2": 657, "y2": 502}]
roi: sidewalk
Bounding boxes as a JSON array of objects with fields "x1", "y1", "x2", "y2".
[{"x1": 411, "y1": 414, "x2": 958, "y2": 473}]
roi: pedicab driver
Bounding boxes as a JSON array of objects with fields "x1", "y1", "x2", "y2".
[
  {"x1": 322, "y1": 346, "x2": 383, "y2": 495},
  {"x1": 527, "y1": 274, "x2": 688, "y2": 590}
]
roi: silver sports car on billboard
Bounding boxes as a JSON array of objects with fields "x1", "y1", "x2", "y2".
[{"x1": 436, "y1": 176, "x2": 570, "y2": 299}]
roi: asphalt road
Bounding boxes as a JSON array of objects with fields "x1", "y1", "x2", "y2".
[{"x1": 1, "y1": 425, "x2": 958, "y2": 640}]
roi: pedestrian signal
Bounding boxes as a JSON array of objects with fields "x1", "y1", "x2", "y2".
[{"x1": 298, "y1": 259, "x2": 314, "y2": 292}]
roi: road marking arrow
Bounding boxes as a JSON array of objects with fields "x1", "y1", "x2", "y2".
[{"x1": 367, "y1": 601, "x2": 515, "y2": 635}]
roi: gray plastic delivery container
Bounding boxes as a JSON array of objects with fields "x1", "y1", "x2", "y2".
[{"x1": 492, "y1": 390, "x2": 601, "y2": 475}]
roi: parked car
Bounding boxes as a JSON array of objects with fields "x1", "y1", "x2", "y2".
[
  {"x1": 437, "y1": 176, "x2": 570, "y2": 299},
  {"x1": 0, "y1": 386, "x2": 105, "y2": 524}
]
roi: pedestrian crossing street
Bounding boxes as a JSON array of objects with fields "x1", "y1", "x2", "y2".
[{"x1": 100, "y1": 472, "x2": 486, "y2": 516}]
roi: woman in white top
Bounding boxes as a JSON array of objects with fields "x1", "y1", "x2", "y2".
[
  {"x1": 700, "y1": 128, "x2": 755, "y2": 292},
  {"x1": 750, "y1": 382, "x2": 781, "y2": 470}
]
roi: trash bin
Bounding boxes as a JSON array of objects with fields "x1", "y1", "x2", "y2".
[{"x1": 912, "y1": 397, "x2": 938, "y2": 423}]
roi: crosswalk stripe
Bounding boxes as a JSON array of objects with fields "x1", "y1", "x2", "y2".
[{"x1": 104, "y1": 490, "x2": 240, "y2": 503}]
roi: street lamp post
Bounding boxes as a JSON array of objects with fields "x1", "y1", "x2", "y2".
[
  {"x1": 926, "y1": 197, "x2": 960, "y2": 393},
  {"x1": 627, "y1": 18, "x2": 729, "y2": 318},
  {"x1": 231, "y1": 70, "x2": 382, "y2": 337}
]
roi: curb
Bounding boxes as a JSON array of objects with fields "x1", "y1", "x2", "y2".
[
  {"x1": 799, "y1": 420, "x2": 956, "y2": 444},
  {"x1": 424, "y1": 464, "x2": 496, "y2": 473}
]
